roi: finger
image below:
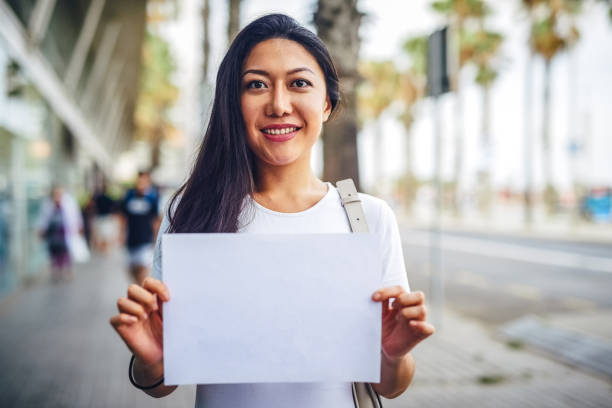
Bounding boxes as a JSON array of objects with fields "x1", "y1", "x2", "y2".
[
  {"x1": 395, "y1": 291, "x2": 426, "y2": 307},
  {"x1": 382, "y1": 299, "x2": 396, "y2": 319},
  {"x1": 409, "y1": 320, "x2": 436, "y2": 338},
  {"x1": 372, "y1": 285, "x2": 405, "y2": 302},
  {"x1": 109, "y1": 313, "x2": 138, "y2": 328},
  {"x1": 127, "y1": 284, "x2": 158, "y2": 313},
  {"x1": 117, "y1": 297, "x2": 148, "y2": 320},
  {"x1": 399, "y1": 305, "x2": 427, "y2": 321},
  {"x1": 142, "y1": 277, "x2": 170, "y2": 302},
  {"x1": 157, "y1": 295, "x2": 164, "y2": 318}
]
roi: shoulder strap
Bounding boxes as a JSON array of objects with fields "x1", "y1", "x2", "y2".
[
  {"x1": 336, "y1": 179, "x2": 369, "y2": 233},
  {"x1": 337, "y1": 179, "x2": 381, "y2": 408}
]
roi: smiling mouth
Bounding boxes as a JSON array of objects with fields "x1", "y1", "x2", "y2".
[{"x1": 260, "y1": 127, "x2": 301, "y2": 135}]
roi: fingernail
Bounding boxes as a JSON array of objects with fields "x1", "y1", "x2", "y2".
[
  {"x1": 129, "y1": 316, "x2": 138, "y2": 322},
  {"x1": 373, "y1": 293, "x2": 381, "y2": 300},
  {"x1": 142, "y1": 313, "x2": 148, "y2": 320}
]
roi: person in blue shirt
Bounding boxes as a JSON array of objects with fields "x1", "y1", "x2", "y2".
[{"x1": 120, "y1": 171, "x2": 160, "y2": 284}]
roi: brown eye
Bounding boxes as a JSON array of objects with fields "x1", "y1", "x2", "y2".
[
  {"x1": 292, "y1": 79, "x2": 311, "y2": 88},
  {"x1": 247, "y1": 80, "x2": 267, "y2": 89}
]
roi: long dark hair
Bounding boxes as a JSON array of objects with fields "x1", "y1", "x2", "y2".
[{"x1": 167, "y1": 14, "x2": 340, "y2": 233}]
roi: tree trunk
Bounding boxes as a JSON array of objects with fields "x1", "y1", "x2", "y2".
[
  {"x1": 202, "y1": 0, "x2": 210, "y2": 80},
  {"x1": 150, "y1": 124, "x2": 164, "y2": 170},
  {"x1": 524, "y1": 50, "x2": 534, "y2": 225},
  {"x1": 478, "y1": 82, "x2": 492, "y2": 214},
  {"x1": 542, "y1": 58, "x2": 552, "y2": 190},
  {"x1": 314, "y1": 0, "x2": 362, "y2": 189},
  {"x1": 404, "y1": 127, "x2": 417, "y2": 212},
  {"x1": 374, "y1": 119, "x2": 384, "y2": 193},
  {"x1": 451, "y1": 20, "x2": 464, "y2": 216},
  {"x1": 542, "y1": 58, "x2": 557, "y2": 214},
  {"x1": 227, "y1": 0, "x2": 241, "y2": 45}
]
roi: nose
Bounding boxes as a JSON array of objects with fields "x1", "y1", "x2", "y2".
[{"x1": 266, "y1": 85, "x2": 292, "y2": 117}]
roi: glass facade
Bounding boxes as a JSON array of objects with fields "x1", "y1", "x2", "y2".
[
  {"x1": 0, "y1": 0, "x2": 147, "y2": 298},
  {"x1": 0, "y1": 47, "x2": 60, "y2": 296}
]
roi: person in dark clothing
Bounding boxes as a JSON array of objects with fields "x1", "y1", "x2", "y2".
[
  {"x1": 92, "y1": 181, "x2": 117, "y2": 253},
  {"x1": 37, "y1": 186, "x2": 84, "y2": 282},
  {"x1": 120, "y1": 171, "x2": 160, "y2": 284}
]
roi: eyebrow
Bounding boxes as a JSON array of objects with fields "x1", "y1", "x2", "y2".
[{"x1": 241, "y1": 67, "x2": 315, "y2": 78}]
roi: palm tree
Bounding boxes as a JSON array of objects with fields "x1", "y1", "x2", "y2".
[
  {"x1": 134, "y1": 30, "x2": 179, "y2": 170},
  {"x1": 398, "y1": 36, "x2": 428, "y2": 211},
  {"x1": 460, "y1": 22, "x2": 503, "y2": 212},
  {"x1": 202, "y1": 0, "x2": 210, "y2": 81},
  {"x1": 357, "y1": 60, "x2": 400, "y2": 192},
  {"x1": 227, "y1": 0, "x2": 242, "y2": 44},
  {"x1": 523, "y1": 0, "x2": 581, "y2": 214},
  {"x1": 431, "y1": 0, "x2": 486, "y2": 215},
  {"x1": 314, "y1": 0, "x2": 363, "y2": 188}
]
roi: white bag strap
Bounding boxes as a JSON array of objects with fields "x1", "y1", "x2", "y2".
[
  {"x1": 336, "y1": 179, "x2": 383, "y2": 408},
  {"x1": 336, "y1": 179, "x2": 369, "y2": 233}
]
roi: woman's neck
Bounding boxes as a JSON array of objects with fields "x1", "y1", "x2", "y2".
[{"x1": 253, "y1": 159, "x2": 328, "y2": 213}]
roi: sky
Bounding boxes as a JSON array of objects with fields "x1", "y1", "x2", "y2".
[{"x1": 160, "y1": 0, "x2": 612, "y2": 193}]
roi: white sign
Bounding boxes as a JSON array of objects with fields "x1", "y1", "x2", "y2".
[{"x1": 162, "y1": 233, "x2": 383, "y2": 385}]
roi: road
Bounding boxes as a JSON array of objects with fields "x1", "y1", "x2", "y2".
[{"x1": 400, "y1": 228, "x2": 612, "y2": 326}]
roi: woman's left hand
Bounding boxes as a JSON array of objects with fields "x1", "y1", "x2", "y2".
[{"x1": 372, "y1": 286, "x2": 435, "y2": 361}]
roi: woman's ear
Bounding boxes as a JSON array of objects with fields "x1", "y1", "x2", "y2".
[{"x1": 323, "y1": 96, "x2": 332, "y2": 122}]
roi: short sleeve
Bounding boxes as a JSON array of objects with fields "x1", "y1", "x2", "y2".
[
  {"x1": 152, "y1": 212, "x2": 170, "y2": 280},
  {"x1": 377, "y1": 202, "x2": 410, "y2": 291}
]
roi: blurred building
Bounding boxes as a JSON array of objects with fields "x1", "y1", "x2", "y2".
[{"x1": 0, "y1": 0, "x2": 147, "y2": 297}]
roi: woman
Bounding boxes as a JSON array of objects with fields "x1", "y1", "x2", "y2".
[
  {"x1": 110, "y1": 14, "x2": 434, "y2": 407},
  {"x1": 37, "y1": 186, "x2": 85, "y2": 282}
]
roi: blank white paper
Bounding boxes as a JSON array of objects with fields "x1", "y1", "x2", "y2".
[{"x1": 161, "y1": 233, "x2": 383, "y2": 385}]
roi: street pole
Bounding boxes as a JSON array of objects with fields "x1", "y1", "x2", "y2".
[
  {"x1": 426, "y1": 26, "x2": 450, "y2": 330},
  {"x1": 430, "y1": 95, "x2": 443, "y2": 330}
]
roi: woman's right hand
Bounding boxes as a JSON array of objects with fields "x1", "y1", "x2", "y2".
[{"x1": 110, "y1": 277, "x2": 170, "y2": 367}]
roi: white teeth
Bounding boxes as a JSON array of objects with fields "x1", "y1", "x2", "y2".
[{"x1": 262, "y1": 127, "x2": 297, "y2": 135}]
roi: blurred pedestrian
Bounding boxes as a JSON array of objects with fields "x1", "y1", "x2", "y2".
[
  {"x1": 111, "y1": 14, "x2": 434, "y2": 407},
  {"x1": 119, "y1": 171, "x2": 160, "y2": 284},
  {"x1": 81, "y1": 193, "x2": 95, "y2": 249},
  {"x1": 92, "y1": 181, "x2": 118, "y2": 253},
  {"x1": 37, "y1": 186, "x2": 85, "y2": 282}
]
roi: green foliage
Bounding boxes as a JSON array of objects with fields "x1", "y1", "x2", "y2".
[
  {"x1": 430, "y1": 0, "x2": 504, "y2": 84},
  {"x1": 506, "y1": 340, "x2": 525, "y2": 350},
  {"x1": 477, "y1": 374, "x2": 506, "y2": 385},
  {"x1": 525, "y1": 0, "x2": 582, "y2": 61},
  {"x1": 403, "y1": 36, "x2": 428, "y2": 77},
  {"x1": 431, "y1": 0, "x2": 487, "y2": 19},
  {"x1": 462, "y1": 28, "x2": 504, "y2": 86},
  {"x1": 357, "y1": 60, "x2": 400, "y2": 127},
  {"x1": 476, "y1": 65, "x2": 497, "y2": 86},
  {"x1": 134, "y1": 30, "x2": 178, "y2": 141},
  {"x1": 399, "y1": 35, "x2": 428, "y2": 129}
]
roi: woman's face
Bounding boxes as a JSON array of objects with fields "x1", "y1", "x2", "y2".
[{"x1": 240, "y1": 38, "x2": 332, "y2": 168}]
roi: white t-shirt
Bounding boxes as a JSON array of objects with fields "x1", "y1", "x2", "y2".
[{"x1": 152, "y1": 183, "x2": 409, "y2": 408}]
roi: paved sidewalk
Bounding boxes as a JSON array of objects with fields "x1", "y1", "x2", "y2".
[
  {"x1": 385, "y1": 310, "x2": 612, "y2": 407},
  {"x1": 0, "y1": 252, "x2": 196, "y2": 408},
  {"x1": 0, "y1": 251, "x2": 610, "y2": 407}
]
